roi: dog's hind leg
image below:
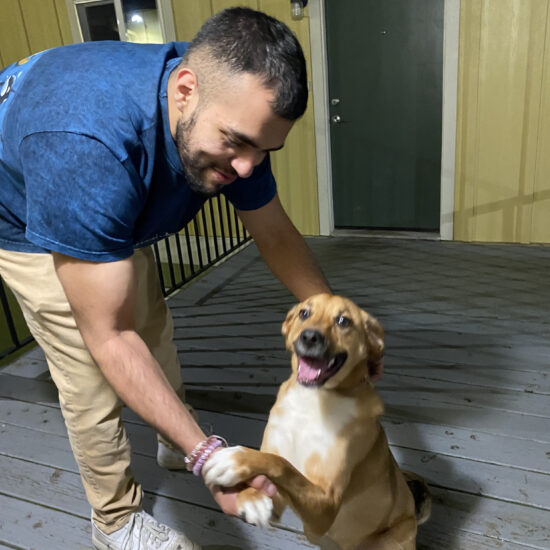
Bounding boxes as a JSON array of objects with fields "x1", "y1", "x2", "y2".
[{"x1": 355, "y1": 517, "x2": 417, "y2": 550}]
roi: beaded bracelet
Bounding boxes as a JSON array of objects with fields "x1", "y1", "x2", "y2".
[
  {"x1": 184, "y1": 435, "x2": 228, "y2": 476},
  {"x1": 184, "y1": 439, "x2": 209, "y2": 472},
  {"x1": 192, "y1": 437, "x2": 223, "y2": 476}
]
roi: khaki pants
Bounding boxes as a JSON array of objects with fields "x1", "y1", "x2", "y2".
[{"x1": 0, "y1": 247, "x2": 182, "y2": 534}]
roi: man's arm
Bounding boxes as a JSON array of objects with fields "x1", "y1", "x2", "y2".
[
  {"x1": 239, "y1": 198, "x2": 384, "y2": 381},
  {"x1": 238, "y1": 194, "x2": 331, "y2": 300},
  {"x1": 52, "y1": 253, "x2": 206, "y2": 453},
  {"x1": 52, "y1": 252, "x2": 275, "y2": 512}
]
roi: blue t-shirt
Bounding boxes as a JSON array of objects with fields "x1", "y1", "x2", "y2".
[{"x1": 0, "y1": 42, "x2": 276, "y2": 261}]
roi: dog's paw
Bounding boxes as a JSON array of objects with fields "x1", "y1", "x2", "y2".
[
  {"x1": 237, "y1": 488, "x2": 274, "y2": 528},
  {"x1": 202, "y1": 446, "x2": 248, "y2": 486}
]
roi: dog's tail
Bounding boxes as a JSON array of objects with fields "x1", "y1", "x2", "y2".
[{"x1": 402, "y1": 470, "x2": 431, "y2": 525}]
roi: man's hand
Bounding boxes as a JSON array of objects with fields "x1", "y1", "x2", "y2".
[{"x1": 208, "y1": 474, "x2": 276, "y2": 517}]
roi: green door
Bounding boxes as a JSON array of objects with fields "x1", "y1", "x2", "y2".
[{"x1": 326, "y1": 0, "x2": 444, "y2": 230}]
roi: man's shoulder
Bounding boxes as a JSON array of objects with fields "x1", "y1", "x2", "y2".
[
  {"x1": 33, "y1": 41, "x2": 190, "y2": 80},
  {"x1": 22, "y1": 41, "x2": 177, "y2": 109},
  {"x1": 34, "y1": 40, "x2": 186, "y2": 70},
  {"x1": 3, "y1": 41, "x2": 188, "y2": 153}
]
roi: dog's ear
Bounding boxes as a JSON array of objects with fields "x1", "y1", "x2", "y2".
[
  {"x1": 282, "y1": 304, "x2": 300, "y2": 338},
  {"x1": 362, "y1": 311, "x2": 385, "y2": 380},
  {"x1": 364, "y1": 313, "x2": 384, "y2": 357}
]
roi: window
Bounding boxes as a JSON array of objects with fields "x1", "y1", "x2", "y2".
[{"x1": 67, "y1": 0, "x2": 176, "y2": 44}]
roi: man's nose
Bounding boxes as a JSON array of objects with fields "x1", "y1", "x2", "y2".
[
  {"x1": 230, "y1": 152, "x2": 263, "y2": 179},
  {"x1": 230, "y1": 156, "x2": 255, "y2": 179}
]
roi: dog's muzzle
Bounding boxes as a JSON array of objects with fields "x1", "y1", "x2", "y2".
[{"x1": 294, "y1": 330, "x2": 348, "y2": 386}]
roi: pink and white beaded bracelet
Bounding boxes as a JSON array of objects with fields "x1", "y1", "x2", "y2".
[{"x1": 184, "y1": 435, "x2": 228, "y2": 477}]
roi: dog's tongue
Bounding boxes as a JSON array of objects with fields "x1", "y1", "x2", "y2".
[{"x1": 297, "y1": 356, "x2": 329, "y2": 384}]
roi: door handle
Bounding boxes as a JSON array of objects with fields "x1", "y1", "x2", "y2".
[{"x1": 331, "y1": 115, "x2": 342, "y2": 124}]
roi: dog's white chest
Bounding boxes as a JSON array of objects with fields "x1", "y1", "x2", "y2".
[{"x1": 264, "y1": 385, "x2": 358, "y2": 475}]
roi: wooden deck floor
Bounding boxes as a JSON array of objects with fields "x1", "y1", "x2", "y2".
[{"x1": 1, "y1": 236, "x2": 549, "y2": 549}]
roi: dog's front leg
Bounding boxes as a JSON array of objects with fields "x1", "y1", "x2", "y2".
[
  {"x1": 203, "y1": 446, "x2": 340, "y2": 535},
  {"x1": 231, "y1": 486, "x2": 287, "y2": 527}
]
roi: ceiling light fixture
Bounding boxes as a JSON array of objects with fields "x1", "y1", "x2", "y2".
[{"x1": 290, "y1": 0, "x2": 308, "y2": 21}]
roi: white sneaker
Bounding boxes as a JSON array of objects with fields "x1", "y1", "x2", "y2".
[
  {"x1": 92, "y1": 510, "x2": 201, "y2": 550},
  {"x1": 157, "y1": 440, "x2": 189, "y2": 470}
]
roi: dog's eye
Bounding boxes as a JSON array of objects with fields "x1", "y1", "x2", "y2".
[
  {"x1": 336, "y1": 315, "x2": 352, "y2": 328},
  {"x1": 299, "y1": 308, "x2": 310, "y2": 320}
]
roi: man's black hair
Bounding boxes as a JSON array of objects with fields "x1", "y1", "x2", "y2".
[{"x1": 183, "y1": 7, "x2": 308, "y2": 121}]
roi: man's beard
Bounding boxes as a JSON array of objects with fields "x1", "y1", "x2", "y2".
[{"x1": 176, "y1": 111, "x2": 224, "y2": 197}]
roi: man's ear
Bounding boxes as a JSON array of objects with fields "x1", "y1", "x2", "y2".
[{"x1": 173, "y1": 67, "x2": 198, "y2": 113}]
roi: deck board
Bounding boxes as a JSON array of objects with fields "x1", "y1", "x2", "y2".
[{"x1": 2, "y1": 236, "x2": 550, "y2": 549}]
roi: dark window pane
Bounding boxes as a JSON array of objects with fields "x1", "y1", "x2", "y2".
[{"x1": 77, "y1": 2, "x2": 120, "y2": 42}]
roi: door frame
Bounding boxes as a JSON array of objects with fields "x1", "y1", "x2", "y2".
[{"x1": 309, "y1": 0, "x2": 460, "y2": 240}]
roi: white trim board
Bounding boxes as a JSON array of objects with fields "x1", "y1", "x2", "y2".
[
  {"x1": 440, "y1": 0, "x2": 460, "y2": 241},
  {"x1": 309, "y1": 0, "x2": 460, "y2": 240},
  {"x1": 309, "y1": 0, "x2": 334, "y2": 236}
]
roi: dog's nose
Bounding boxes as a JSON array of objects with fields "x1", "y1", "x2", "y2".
[{"x1": 300, "y1": 329, "x2": 325, "y2": 349}]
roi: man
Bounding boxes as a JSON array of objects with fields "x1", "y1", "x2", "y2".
[{"x1": 0, "y1": 7, "x2": 331, "y2": 550}]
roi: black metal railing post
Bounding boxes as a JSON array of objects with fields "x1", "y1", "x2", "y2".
[{"x1": 154, "y1": 197, "x2": 250, "y2": 296}]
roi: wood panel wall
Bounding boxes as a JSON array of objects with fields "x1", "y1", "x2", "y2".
[
  {"x1": 454, "y1": 0, "x2": 550, "y2": 243},
  {"x1": 0, "y1": 0, "x2": 72, "y2": 67}
]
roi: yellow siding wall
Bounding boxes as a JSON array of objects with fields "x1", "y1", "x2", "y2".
[
  {"x1": 170, "y1": 0, "x2": 320, "y2": 236},
  {"x1": 531, "y1": 3, "x2": 550, "y2": 243},
  {"x1": 454, "y1": 0, "x2": 550, "y2": 243},
  {"x1": 5, "y1": 1, "x2": 550, "y2": 244},
  {"x1": 0, "y1": 0, "x2": 72, "y2": 67}
]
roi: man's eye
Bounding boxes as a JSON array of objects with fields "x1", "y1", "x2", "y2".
[
  {"x1": 223, "y1": 136, "x2": 240, "y2": 148},
  {"x1": 336, "y1": 315, "x2": 352, "y2": 328},
  {"x1": 299, "y1": 308, "x2": 310, "y2": 320}
]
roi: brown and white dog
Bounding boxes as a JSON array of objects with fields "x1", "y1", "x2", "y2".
[{"x1": 203, "y1": 294, "x2": 430, "y2": 550}]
